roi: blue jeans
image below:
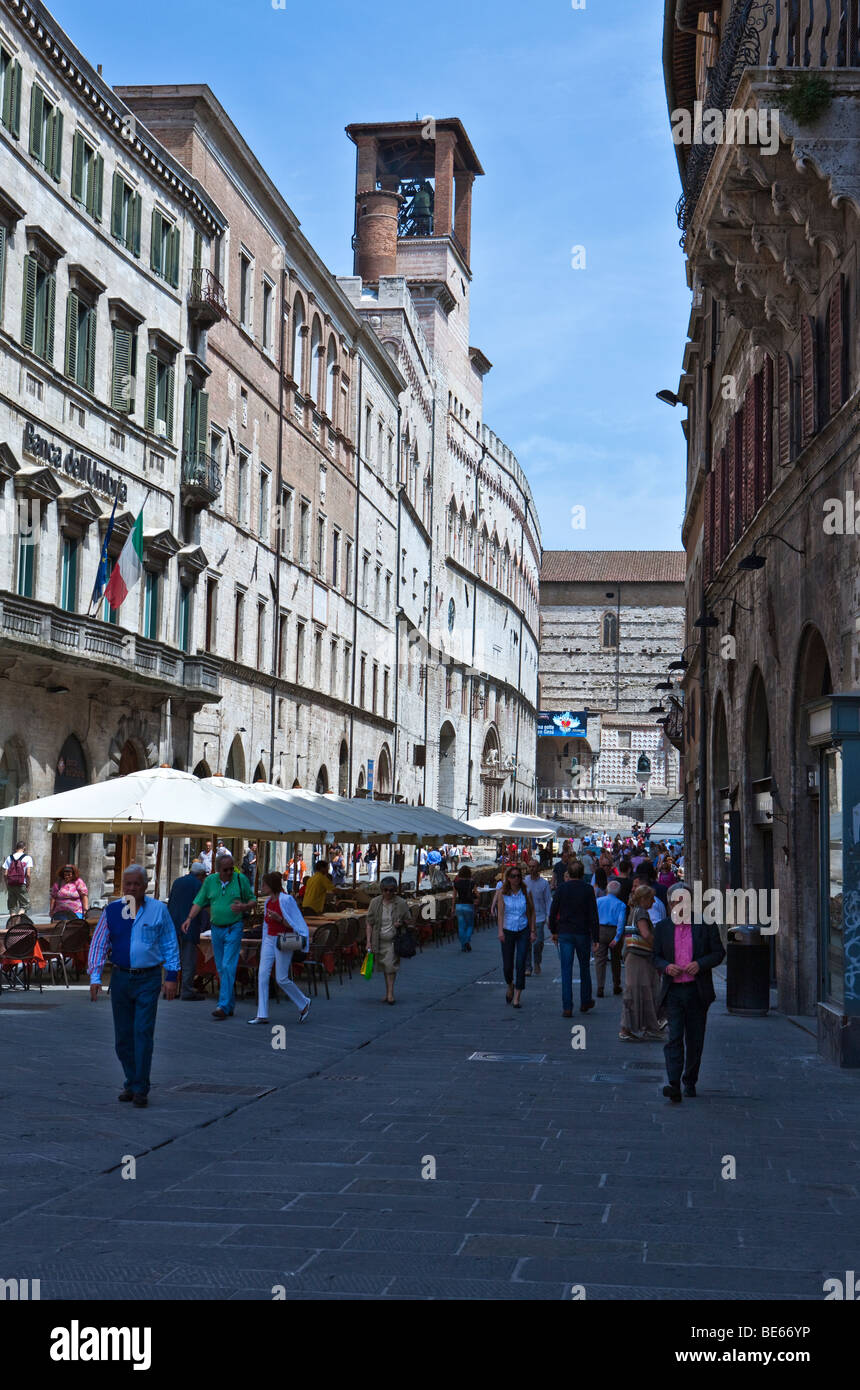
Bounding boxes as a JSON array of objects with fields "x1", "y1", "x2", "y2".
[
  {"x1": 110, "y1": 966, "x2": 161, "y2": 1096},
  {"x1": 455, "y1": 904, "x2": 474, "y2": 947},
  {"x1": 558, "y1": 932, "x2": 593, "y2": 1012},
  {"x1": 211, "y1": 922, "x2": 244, "y2": 1014},
  {"x1": 501, "y1": 928, "x2": 530, "y2": 991}
]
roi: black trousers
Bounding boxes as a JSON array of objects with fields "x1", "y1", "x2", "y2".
[
  {"x1": 663, "y1": 982, "x2": 709, "y2": 1086},
  {"x1": 176, "y1": 927, "x2": 200, "y2": 999}
]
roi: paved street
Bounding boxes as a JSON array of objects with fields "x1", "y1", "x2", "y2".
[{"x1": 1, "y1": 923, "x2": 858, "y2": 1302}]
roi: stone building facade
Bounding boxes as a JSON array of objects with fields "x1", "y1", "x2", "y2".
[
  {"x1": 664, "y1": 0, "x2": 860, "y2": 1063},
  {"x1": 538, "y1": 552, "x2": 685, "y2": 828}
]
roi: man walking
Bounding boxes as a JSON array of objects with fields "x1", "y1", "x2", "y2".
[
  {"x1": 241, "y1": 842, "x2": 258, "y2": 892},
  {"x1": 551, "y1": 842, "x2": 572, "y2": 891},
  {"x1": 652, "y1": 882, "x2": 725, "y2": 1101},
  {"x1": 3, "y1": 840, "x2": 33, "y2": 916},
  {"x1": 167, "y1": 861, "x2": 208, "y2": 1000},
  {"x1": 200, "y1": 840, "x2": 213, "y2": 874},
  {"x1": 181, "y1": 851, "x2": 255, "y2": 1019},
  {"x1": 525, "y1": 862, "x2": 552, "y2": 975},
  {"x1": 88, "y1": 864, "x2": 179, "y2": 1107},
  {"x1": 549, "y1": 861, "x2": 599, "y2": 1016},
  {"x1": 594, "y1": 878, "x2": 626, "y2": 996}
]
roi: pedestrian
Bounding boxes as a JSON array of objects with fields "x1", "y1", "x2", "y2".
[
  {"x1": 181, "y1": 851, "x2": 255, "y2": 1019},
  {"x1": 593, "y1": 866, "x2": 608, "y2": 898},
  {"x1": 286, "y1": 853, "x2": 307, "y2": 892},
  {"x1": 3, "y1": 840, "x2": 33, "y2": 915},
  {"x1": 330, "y1": 847, "x2": 346, "y2": 886},
  {"x1": 525, "y1": 861, "x2": 552, "y2": 975},
  {"x1": 595, "y1": 879, "x2": 626, "y2": 998},
  {"x1": 87, "y1": 864, "x2": 179, "y2": 1107},
  {"x1": 199, "y1": 840, "x2": 214, "y2": 874},
  {"x1": 302, "y1": 859, "x2": 335, "y2": 915},
  {"x1": 49, "y1": 863, "x2": 88, "y2": 919},
  {"x1": 453, "y1": 864, "x2": 478, "y2": 951},
  {"x1": 617, "y1": 887, "x2": 665, "y2": 1042},
  {"x1": 652, "y1": 882, "x2": 725, "y2": 1100},
  {"x1": 549, "y1": 860, "x2": 599, "y2": 1016},
  {"x1": 551, "y1": 842, "x2": 572, "y2": 891},
  {"x1": 241, "y1": 841, "x2": 258, "y2": 892},
  {"x1": 166, "y1": 860, "x2": 208, "y2": 1001},
  {"x1": 365, "y1": 876, "x2": 413, "y2": 1004},
  {"x1": 365, "y1": 843, "x2": 379, "y2": 881},
  {"x1": 614, "y1": 857, "x2": 634, "y2": 906},
  {"x1": 497, "y1": 865, "x2": 535, "y2": 1008},
  {"x1": 247, "y1": 871, "x2": 311, "y2": 1025}
]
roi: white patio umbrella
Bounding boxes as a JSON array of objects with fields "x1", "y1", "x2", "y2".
[{"x1": 466, "y1": 812, "x2": 566, "y2": 839}]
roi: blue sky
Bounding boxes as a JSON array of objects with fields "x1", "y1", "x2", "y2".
[{"x1": 51, "y1": 0, "x2": 690, "y2": 552}]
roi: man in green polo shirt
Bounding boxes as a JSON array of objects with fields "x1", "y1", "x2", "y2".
[{"x1": 181, "y1": 851, "x2": 254, "y2": 1019}]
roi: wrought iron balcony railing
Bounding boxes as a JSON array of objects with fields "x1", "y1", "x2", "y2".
[
  {"x1": 676, "y1": 0, "x2": 860, "y2": 242},
  {"x1": 188, "y1": 267, "x2": 227, "y2": 324},
  {"x1": 181, "y1": 450, "x2": 222, "y2": 504}
]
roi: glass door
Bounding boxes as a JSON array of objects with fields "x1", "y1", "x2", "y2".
[{"x1": 821, "y1": 747, "x2": 844, "y2": 1009}]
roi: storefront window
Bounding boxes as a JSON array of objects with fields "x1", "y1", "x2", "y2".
[{"x1": 823, "y1": 747, "x2": 844, "y2": 1009}]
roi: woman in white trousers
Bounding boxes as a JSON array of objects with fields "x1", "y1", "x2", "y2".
[{"x1": 248, "y1": 871, "x2": 311, "y2": 1024}]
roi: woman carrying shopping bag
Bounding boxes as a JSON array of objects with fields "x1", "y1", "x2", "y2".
[
  {"x1": 365, "y1": 876, "x2": 413, "y2": 1004},
  {"x1": 247, "y1": 872, "x2": 311, "y2": 1025}
]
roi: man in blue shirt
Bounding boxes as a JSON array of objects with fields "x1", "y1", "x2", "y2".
[
  {"x1": 167, "y1": 861, "x2": 208, "y2": 1001},
  {"x1": 88, "y1": 864, "x2": 179, "y2": 1108},
  {"x1": 595, "y1": 880, "x2": 627, "y2": 997}
]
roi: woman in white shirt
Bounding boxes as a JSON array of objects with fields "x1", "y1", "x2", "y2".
[{"x1": 248, "y1": 871, "x2": 311, "y2": 1025}]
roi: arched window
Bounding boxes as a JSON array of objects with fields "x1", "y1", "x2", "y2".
[
  {"x1": 292, "y1": 295, "x2": 305, "y2": 388},
  {"x1": 309, "y1": 315, "x2": 322, "y2": 401},
  {"x1": 602, "y1": 611, "x2": 619, "y2": 649},
  {"x1": 325, "y1": 338, "x2": 338, "y2": 422}
]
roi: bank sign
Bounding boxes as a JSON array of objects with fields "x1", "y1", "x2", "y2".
[
  {"x1": 538, "y1": 710, "x2": 588, "y2": 738},
  {"x1": 23, "y1": 421, "x2": 129, "y2": 503}
]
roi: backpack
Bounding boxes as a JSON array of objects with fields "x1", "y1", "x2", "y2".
[{"x1": 6, "y1": 853, "x2": 28, "y2": 886}]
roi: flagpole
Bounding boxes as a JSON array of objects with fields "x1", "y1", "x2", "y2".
[{"x1": 93, "y1": 488, "x2": 152, "y2": 617}]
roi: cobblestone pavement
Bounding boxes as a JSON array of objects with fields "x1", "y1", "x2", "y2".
[{"x1": 1, "y1": 921, "x2": 858, "y2": 1300}]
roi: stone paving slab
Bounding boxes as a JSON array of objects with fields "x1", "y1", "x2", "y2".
[{"x1": 1, "y1": 919, "x2": 859, "y2": 1300}]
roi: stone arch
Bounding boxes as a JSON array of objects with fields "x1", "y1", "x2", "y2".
[
  {"x1": 438, "y1": 721, "x2": 456, "y2": 817},
  {"x1": 325, "y1": 335, "x2": 338, "y2": 421},
  {"x1": 0, "y1": 735, "x2": 30, "y2": 867},
  {"x1": 51, "y1": 734, "x2": 90, "y2": 885},
  {"x1": 192, "y1": 760, "x2": 211, "y2": 779},
  {"x1": 292, "y1": 292, "x2": 306, "y2": 386},
  {"x1": 225, "y1": 735, "x2": 246, "y2": 783},
  {"x1": 744, "y1": 667, "x2": 774, "y2": 931},
  {"x1": 316, "y1": 764, "x2": 329, "y2": 794},
  {"x1": 309, "y1": 314, "x2": 323, "y2": 400},
  {"x1": 106, "y1": 711, "x2": 158, "y2": 779},
  {"x1": 376, "y1": 743, "x2": 392, "y2": 797},
  {"x1": 253, "y1": 760, "x2": 267, "y2": 783},
  {"x1": 480, "y1": 725, "x2": 502, "y2": 816},
  {"x1": 356, "y1": 765, "x2": 366, "y2": 795},
  {"x1": 338, "y1": 740, "x2": 349, "y2": 797}
]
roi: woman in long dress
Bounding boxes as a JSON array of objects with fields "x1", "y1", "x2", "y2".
[{"x1": 618, "y1": 887, "x2": 664, "y2": 1042}]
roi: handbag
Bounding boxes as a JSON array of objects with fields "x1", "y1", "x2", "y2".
[
  {"x1": 276, "y1": 931, "x2": 307, "y2": 962},
  {"x1": 360, "y1": 950, "x2": 374, "y2": 979},
  {"x1": 394, "y1": 926, "x2": 416, "y2": 959}
]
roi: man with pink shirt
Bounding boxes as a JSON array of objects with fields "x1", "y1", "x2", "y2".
[{"x1": 652, "y1": 881, "x2": 725, "y2": 1103}]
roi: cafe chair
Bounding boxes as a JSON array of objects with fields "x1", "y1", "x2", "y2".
[
  {"x1": 39, "y1": 924, "x2": 70, "y2": 987},
  {"x1": 1, "y1": 926, "x2": 41, "y2": 992}
]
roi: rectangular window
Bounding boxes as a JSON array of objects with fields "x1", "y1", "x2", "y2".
[
  {"x1": 233, "y1": 588, "x2": 245, "y2": 663},
  {"x1": 316, "y1": 516, "x2": 326, "y2": 576},
  {"x1": 60, "y1": 537, "x2": 78, "y2": 611},
  {"x1": 314, "y1": 630, "x2": 323, "y2": 687},
  {"x1": 371, "y1": 663, "x2": 378, "y2": 714},
  {"x1": 383, "y1": 668, "x2": 390, "y2": 719},
  {"x1": 345, "y1": 539, "x2": 354, "y2": 597},
  {"x1": 111, "y1": 326, "x2": 137, "y2": 414},
  {"x1": 277, "y1": 612, "x2": 288, "y2": 676},
  {"x1": 111, "y1": 173, "x2": 142, "y2": 256},
  {"x1": 0, "y1": 46, "x2": 22, "y2": 139},
  {"x1": 210, "y1": 428, "x2": 224, "y2": 507},
  {"x1": 64, "y1": 292, "x2": 97, "y2": 393},
  {"x1": 239, "y1": 251, "x2": 252, "y2": 328},
  {"x1": 256, "y1": 600, "x2": 266, "y2": 668},
  {"x1": 261, "y1": 279, "x2": 273, "y2": 351},
  {"x1": 178, "y1": 582, "x2": 192, "y2": 653},
  {"x1": 205, "y1": 577, "x2": 217, "y2": 653},
  {"x1": 237, "y1": 450, "x2": 249, "y2": 526},
  {"x1": 365, "y1": 402, "x2": 372, "y2": 460},
  {"x1": 461, "y1": 677, "x2": 468, "y2": 716},
  {"x1": 296, "y1": 621, "x2": 306, "y2": 683},
  {"x1": 16, "y1": 532, "x2": 34, "y2": 598},
  {"x1": 331, "y1": 528, "x2": 340, "y2": 588},
  {"x1": 258, "y1": 466, "x2": 270, "y2": 539},
  {"x1": 374, "y1": 565, "x2": 381, "y2": 615},
  {"x1": 279, "y1": 486, "x2": 293, "y2": 557},
  {"x1": 385, "y1": 571, "x2": 392, "y2": 617},
  {"x1": 21, "y1": 255, "x2": 56, "y2": 363},
  {"x1": 144, "y1": 354, "x2": 175, "y2": 440},
  {"x1": 330, "y1": 639, "x2": 338, "y2": 695},
  {"x1": 143, "y1": 569, "x2": 159, "y2": 639},
  {"x1": 299, "y1": 500, "x2": 311, "y2": 565},
  {"x1": 361, "y1": 553, "x2": 369, "y2": 608},
  {"x1": 150, "y1": 208, "x2": 180, "y2": 287},
  {"x1": 71, "y1": 132, "x2": 103, "y2": 221},
  {"x1": 343, "y1": 643, "x2": 351, "y2": 703},
  {"x1": 359, "y1": 653, "x2": 366, "y2": 708},
  {"x1": 29, "y1": 85, "x2": 62, "y2": 179}
]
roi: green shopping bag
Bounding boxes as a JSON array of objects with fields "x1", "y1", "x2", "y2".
[{"x1": 360, "y1": 949, "x2": 374, "y2": 979}]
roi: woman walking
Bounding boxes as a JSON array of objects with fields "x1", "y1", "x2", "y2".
[
  {"x1": 247, "y1": 871, "x2": 311, "y2": 1025},
  {"x1": 618, "y1": 886, "x2": 664, "y2": 1042},
  {"x1": 454, "y1": 865, "x2": 478, "y2": 952},
  {"x1": 365, "y1": 844, "x2": 380, "y2": 882},
  {"x1": 497, "y1": 865, "x2": 535, "y2": 1008},
  {"x1": 365, "y1": 876, "x2": 413, "y2": 1004},
  {"x1": 49, "y1": 863, "x2": 88, "y2": 919}
]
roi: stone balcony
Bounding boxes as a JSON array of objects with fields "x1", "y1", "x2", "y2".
[
  {"x1": 181, "y1": 450, "x2": 222, "y2": 510},
  {"x1": 187, "y1": 267, "x2": 227, "y2": 326},
  {"x1": 0, "y1": 591, "x2": 221, "y2": 702}
]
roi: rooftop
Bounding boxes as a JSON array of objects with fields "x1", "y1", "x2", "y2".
[{"x1": 540, "y1": 551, "x2": 686, "y2": 585}]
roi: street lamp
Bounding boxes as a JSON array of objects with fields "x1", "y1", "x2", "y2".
[{"x1": 737, "y1": 532, "x2": 806, "y2": 572}]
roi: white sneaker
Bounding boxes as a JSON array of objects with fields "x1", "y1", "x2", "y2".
[
  {"x1": 247, "y1": 1017, "x2": 269, "y2": 1025},
  {"x1": 298, "y1": 1000, "x2": 312, "y2": 1024}
]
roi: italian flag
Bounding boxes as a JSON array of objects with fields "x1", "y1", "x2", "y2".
[{"x1": 104, "y1": 508, "x2": 144, "y2": 611}]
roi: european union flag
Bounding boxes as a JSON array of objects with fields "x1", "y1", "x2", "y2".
[{"x1": 90, "y1": 493, "x2": 118, "y2": 608}]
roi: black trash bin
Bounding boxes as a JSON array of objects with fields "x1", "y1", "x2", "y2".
[{"x1": 725, "y1": 927, "x2": 770, "y2": 1016}]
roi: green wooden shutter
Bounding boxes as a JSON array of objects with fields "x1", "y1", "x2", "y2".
[
  {"x1": 164, "y1": 364, "x2": 175, "y2": 442},
  {"x1": 43, "y1": 271, "x2": 55, "y2": 363},
  {"x1": 131, "y1": 191, "x2": 141, "y2": 257},
  {"x1": 84, "y1": 304, "x2": 96, "y2": 392},
  {"x1": 182, "y1": 377, "x2": 194, "y2": 456},
  {"x1": 71, "y1": 131, "x2": 84, "y2": 203},
  {"x1": 64, "y1": 290, "x2": 79, "y2": 380},
  {"x1": 144, "y1": 352, "x2": 158, "y2": 431},
  {"x1": 111, "y1": 171, "x2": 123, "y2": 239},
  {"x1": 150, "y1": 208, "x2": 162, "y2": 275},
  {"x1": 91, "y1": 153, "x2": 104, "y2": 221},
  {"x1": 169, "y1": 224, "x2": 180, "y2": 288},
  {"x1": 0, "y1": 225, "x2": 6, "y2": 316},
  {"x1": 196, "y1": 389, "x2": 209, "y2": 454},
  {"x1": 21, "y1": 254, "x2": 37, "y2": 350},
  {"x1": 192, "y1": 228, "x2": 202, "y2": 271},
  {"x1": 50, "y1": 106, "x2": 63, "y2": 181},
  {"x1": 29, "y1": 84, "x2": 43, "y2": 159},
  {"x1": 9, "y1": 60, "x2": 21, "y2": 138},
  {"x1": 112, "y1": 328, "x2": 131, "y2": 411}
]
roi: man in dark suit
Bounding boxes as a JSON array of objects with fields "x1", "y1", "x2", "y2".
[
  {"x1": 652, "y1": 882, "x2": 725, "y2": 1101},
  {"x1": 549, "y1": 861, "x2": 600, "y2": 1017},
  {"x1": 166, "y1": 862, "x2": 208, "y2": 1001}
]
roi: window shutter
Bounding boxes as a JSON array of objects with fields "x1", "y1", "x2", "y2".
[
  {"x1": 151, "y1": 209, "x2": 162, "y2": 275},
  {"x1": 182, "y1": 377, "x2": 194, "y2": 456},
  {"x1": 85, "y1": 304, "x2": 96, "y2": 392},
  {"x1": 762, "y1": 357, "x2": 773, "y2": 499},
  {"x1": 0, "y1": 225, "x2": 5, "y2": 315},
  {"x1": 800, "y1": 315, "x2": 816, "y2": 445},
  {"x1": 43, "y1": 270, "x2": 55, "y2": 363},
  {"x1": 193, "y1": 228, "x2": 202, "y2": 272},
  {"x1": 131, "y1": 192, "x2": 141, "y2": 257},
  {"x1": 726, "y1": 421, "x2": 736, "y2": 548},
  {"x1": 144, "y1": 352, "x2": 158, "y2": 432},
  {"x1": 777, "y1": 353, "x2": 791, "y2": 468},
  {"x1": 10, "y1": 60, "x2": 21, "y2": 138},
  {"x1": 112, "y1": 328, "x2": 130, "y2": 411},
  {"x1": 169, "y1": 224, "x2": 180, "y2": 288},
  {"x1": 742, "y1": 380, "x2": 755, "y2": 529},
  {"x1": 71, "y1": 131, "x2": 84, "y2": 203},
  {"x1": 196, "y1": 388, "x2": 209, "y2": 454},
  {"x1": 64, "y1": 290, "x2": 79, "y2": 380},
  {"x1": 28, "y1": 84, "x2": 43, "y2": 159},
  {"x1": 91, "y1": 153, "x2": 104, "y2": 221},
  {"x1": 752, "y1": 371, "x2": 764, "y2": 514},
  {"x1": 829, "y1": 275, "x2": 845, "y2": 418},
  {"x1": 50, "y1": 106, "x2": 63, "y2": 181},
  {"x1": 111, "y1": 171, "x2": 123, "y2": 240},
  {"x1": 719, "y1": 444, "x2": 729, "y2": 565},
  {"x1": 164, "y1": 364, "x2": 175, "y2": 442},
  {"x1": 703, "y1": 469, "x2": 714, "y2": 585}
]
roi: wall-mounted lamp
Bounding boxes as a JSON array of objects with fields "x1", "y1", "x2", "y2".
[
  {"x1": 656, "y1": 389, "x2": 681, "y2": 407},
  {"x1": 737, "y1": 532, "x2": 806, "y2": 572}
]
